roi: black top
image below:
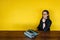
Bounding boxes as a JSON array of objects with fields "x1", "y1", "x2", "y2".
[{"x1": 37, "y1": 18, "x2": 52, "y2": 32}]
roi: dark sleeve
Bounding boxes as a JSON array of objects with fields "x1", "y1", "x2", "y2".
[
  {"x1": 37, "y1": 19, "x2": 42, "y2": 31},
  {"x1": 44, "y1": 20, "x2": 52, "y2": 32}
]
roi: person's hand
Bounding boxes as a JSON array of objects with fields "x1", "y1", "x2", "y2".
[{"x1": 42, "y1": 18, "x2": 46, "y2": 22}]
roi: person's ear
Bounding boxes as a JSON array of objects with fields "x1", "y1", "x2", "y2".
[{"x1": 47, "y1": 14, "x2": 49, "y2": 16}]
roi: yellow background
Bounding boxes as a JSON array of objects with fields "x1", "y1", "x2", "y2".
[{"x1": 0, "y1": 0, "x2": 60, "y2": 31}]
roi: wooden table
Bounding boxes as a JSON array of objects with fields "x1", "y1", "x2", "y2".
[{"x1": 0, "y1": 31, "x2": 60, "y2": 40}]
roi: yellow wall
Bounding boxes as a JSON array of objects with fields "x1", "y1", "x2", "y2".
[{"x1": 0, "y1": 0, "x2": 60, "y2": 31}]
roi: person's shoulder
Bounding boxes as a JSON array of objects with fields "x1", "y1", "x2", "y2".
[{"x1": 47, "y1": 19, "x2": 52, "y2": 23}]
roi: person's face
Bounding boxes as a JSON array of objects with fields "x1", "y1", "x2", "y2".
[{"x1": 42, "y1": 12, "x2": 48, "y2": 19}]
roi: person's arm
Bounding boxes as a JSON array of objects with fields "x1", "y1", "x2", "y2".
[
  {"x1": 44, "y1": 20, "x2": 52, "y2": 32},
  {"x1": 37, "y1": 19, "x2": 42, "y2": 31}
]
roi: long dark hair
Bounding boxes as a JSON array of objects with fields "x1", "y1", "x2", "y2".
[{"x1": 42, "y1": 10, "x2": 50, "y2": 19}]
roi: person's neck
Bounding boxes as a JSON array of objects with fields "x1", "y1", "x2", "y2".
[{"x1": 43, "y1": 18, "x2": 47, "y2": 20}]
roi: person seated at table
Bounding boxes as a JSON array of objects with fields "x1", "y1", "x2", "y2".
[{"x1": 37, "y1": 10, "x2": 52, "y2": 32}]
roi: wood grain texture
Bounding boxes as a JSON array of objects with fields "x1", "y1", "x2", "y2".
[{"x1": 0, "y1": 31, "x2": 60, "y2": 40}]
